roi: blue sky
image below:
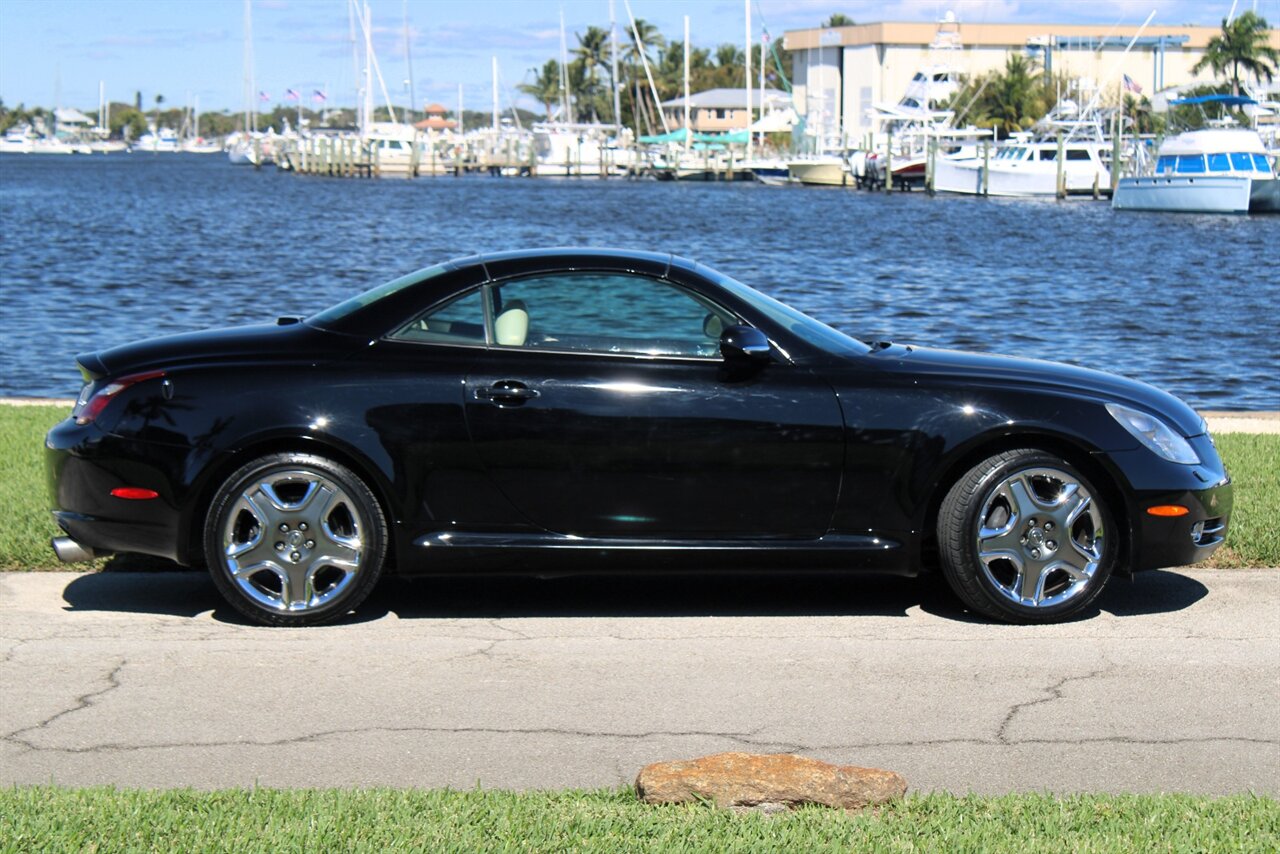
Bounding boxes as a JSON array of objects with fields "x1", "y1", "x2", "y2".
[{"x1": 1, "y1": 0, "x2": 1274, "y2": 115}]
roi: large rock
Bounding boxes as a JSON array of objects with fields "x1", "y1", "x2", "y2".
[{"x1": 635, "y1": 752, "x2": 907, "y2": 810}]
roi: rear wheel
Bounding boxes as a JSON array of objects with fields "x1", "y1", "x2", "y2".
[
  {"x1": 204, "y1": 453, "x2": 386, "y2": 626},
  {"x1": 937, "y1": 449, "x2": 1116, "y2": 624}
]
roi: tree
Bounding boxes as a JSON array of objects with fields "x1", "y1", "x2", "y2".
[
  {"x1": 715, "y1": 44, "x2": 744, "y2": 71},
  {"x1": 1122, "y1": 94, "x2": 1158, "y2": 135},
  {"x1": 573, "y1": 25, "x2": 611, "y2": 122},
  {"x1": 951, "y1": 54, "x2": 1055, "y2": 138},
  {"x1": 519, "y1": 60, "x2": 562, "y2": 119},
  {"x1": 823, "y1": 14, "x2": 855, "y2": 28},
  {"x1": 153, "y1": 93, "x2": 165, "y2": 131},
  {"x1": 1193, "y1": 11, "x2": 1279, "y2": 96}
]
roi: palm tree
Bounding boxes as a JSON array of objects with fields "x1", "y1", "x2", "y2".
[
  {"x1": 957, "y1": 54, "x2": 1052, "y2": 138},
  {"x1": 153, "y1": 93, "x2": 164, "y2": 131},
  {"x1": 573, "y1": 26, "x2": 610, "y2": 122},
  {"x1": 1193, "y1": 12, "x2": 1279, "y2": 97},
  {"x1": 715, "y1": 44, "x2": 744, "y2": 71},
  {"x1": 519, "y1": 60, "x2": 562, "y2": 119},
  {"x1": 823, "y1": 14, "x2": 855, "y2": 28}
]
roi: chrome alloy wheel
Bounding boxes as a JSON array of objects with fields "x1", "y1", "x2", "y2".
[
  {"x1": 974, "y1": 466, "x2": 1104, "y2": 609},
  {"x1": 222, "y1": 470, "x2": 365, "y2": 613}
]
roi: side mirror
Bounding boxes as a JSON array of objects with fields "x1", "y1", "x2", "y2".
[{"x1": 719, "y1": 325, "x2": 772, "y2": 363}]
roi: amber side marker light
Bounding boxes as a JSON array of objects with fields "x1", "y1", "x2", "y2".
[
  {"x1": 110, "y1": 488, "x2": 159, "y2": 500},
  {"x1": 1146, "y1": 505, "x2": 1190, "y2": 517}
]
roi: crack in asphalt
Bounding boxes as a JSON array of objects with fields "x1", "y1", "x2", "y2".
[
  {"x1": 3, "y1": 659, "x2": 127, "y2": 750},
  {"x1": 3, "y1": 724, "x2": 795, "y2": 756},
  {"x1": 996, "y1": 666, "x2": 1112, "y2": 745}
]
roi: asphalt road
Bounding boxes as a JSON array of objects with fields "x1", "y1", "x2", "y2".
[{"x1": 2, "y1": 567, "x2": 1276, "y2": 795}]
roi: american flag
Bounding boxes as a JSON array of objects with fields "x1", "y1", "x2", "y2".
[
  {"x1": 258, "y1": 90, "x2": 271, "y2": 102},
  {"x1": 312, "y1": 89, "x2": 328, "y2": 103},
  {"x1": 285, "y1": 88, "x2": 300, "y2": 102},
  {"x1": 1122, "y1": 74, "x2": 1143, "y2": 95}
]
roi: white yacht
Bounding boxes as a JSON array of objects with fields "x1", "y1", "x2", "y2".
[
  {"x1": 132, "y1": 127, "x2": 181, "y2": 153},
  {"x1": 863, "y1": 11, "x2": 970, "y2": 188},
  {"x1": 934, "y1": 98, "x2": 1111, "y2": 197},
  {"x1": 532, "y1": 123, "x2": 636, "y2": 177},
  {"x1": 0, "y1": 125, "x2": 36, "y2": 154},
  {"x1": 1113, "y1": 128, "x2": 1277, "y2": 214}
]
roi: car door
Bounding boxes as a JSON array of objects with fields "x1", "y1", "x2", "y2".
[{"x1": 459, "y1": 271, "x2": 845, "y2": 539}]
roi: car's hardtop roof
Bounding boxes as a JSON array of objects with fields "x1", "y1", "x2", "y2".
[{"x1": 441, "y1": 247, "x2": 701, "y2": 282}]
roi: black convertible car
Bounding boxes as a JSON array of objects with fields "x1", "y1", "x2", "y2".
[{"x1": 46, "y1": 248, "x2": 1231, "y2": 626}]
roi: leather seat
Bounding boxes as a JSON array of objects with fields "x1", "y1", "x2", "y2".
[{"x1": 495, "y1": 299, "x2": 529, "y2": 346}]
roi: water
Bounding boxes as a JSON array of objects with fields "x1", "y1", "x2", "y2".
[{"x1": 1, "y1": 154, "x2": 1277, "y2": 409}]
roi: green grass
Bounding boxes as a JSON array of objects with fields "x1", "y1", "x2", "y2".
[
  {"x1": 1209, "y1": 433, "x2": 1280, "y2": 568},
  {"x1": 1, "y1": 403, "x2": 1277, "y2": 571},
  {"x1": 0, "y1": 788, "x2": 1276, "y2": 853},
  {"x1": 0, "y1": 405, "x2": 73, "y2": 571}
]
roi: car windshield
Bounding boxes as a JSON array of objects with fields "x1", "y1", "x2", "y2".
[
  {"x1": 309, "y1": 265, "x2": 449, "y2": 327},
  {"x1": 696, "y1": 265, "x2": 872, "y2": 357}
]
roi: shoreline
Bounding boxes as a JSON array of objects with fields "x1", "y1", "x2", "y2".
[{"x1": 5, "y1": 398, "x2": 1277, "y2": 434}]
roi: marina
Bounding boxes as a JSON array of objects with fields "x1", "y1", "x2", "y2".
[{"x1": 1, "y1": 153, "x2": 1277, "y2": 410}]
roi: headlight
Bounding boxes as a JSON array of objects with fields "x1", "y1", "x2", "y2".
[{"x1": 1106, "y1": 403, "x2": 1199, "y2": 465}]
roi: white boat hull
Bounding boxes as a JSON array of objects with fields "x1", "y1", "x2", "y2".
[
  {"x1": 1112, "y1": 175, "x2": 1254, "y2": 213},
  {"x1": 787, "y1": 159, "x2": 849, "y2": 187},
  {"x1": 935, "y1": 157, "x2": 1108, "y2": 196}
]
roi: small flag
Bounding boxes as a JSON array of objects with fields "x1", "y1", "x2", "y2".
[
  {"x1": 285, "y1": 88, "x2": 300, "y2": 102},
  {"x1": 762, "y1": 29, "x2": 770, "y2": 45},
  {"x1": 312, "y1": 89, "x2": 328, "y2": 103},
  {"x1": 1122, "y1": 74, "x2": 1143, "y2": 95},
  {"x1": 258, "y1": 90, "x2": 271, "y2": 102}
]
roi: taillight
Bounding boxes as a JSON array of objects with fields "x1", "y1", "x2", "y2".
[{"x1": 72, "y1": 370, "x2": 166, "y2": 425}]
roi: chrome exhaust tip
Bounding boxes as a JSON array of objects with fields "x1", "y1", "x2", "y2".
[{"x1": 51, "y1": 536, "x2": 97, "y2": 563}]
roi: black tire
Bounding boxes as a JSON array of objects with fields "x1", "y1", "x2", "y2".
[
  {"x1": 937, "y1": 448, "x2": 1117, "y2": 624},
  {"x1": 204, "y1": 452, "x2": 387, "y2": 627}
]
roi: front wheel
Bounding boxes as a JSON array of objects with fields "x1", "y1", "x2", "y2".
[
  {"x1": 937, "y1": 449, "x2": 1117, "y2": 624},
  {"x1": 204, "y1": 452, "x2": 387, "y2": 627}
]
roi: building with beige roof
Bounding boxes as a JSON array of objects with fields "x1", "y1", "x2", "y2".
[{"x1": 783, "y1": 18, "x2": 1280, "y2": 149}]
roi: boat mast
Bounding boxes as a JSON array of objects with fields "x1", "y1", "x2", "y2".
[
  {"x1": 364, "y1": 2, "x2": 374, "y2": 131},
  {"x1": 745, "y1": 0, "x2": 752, "y2": 162},
  {"x1": 623, "y1": 0, "x2": 670, "y2": 133},
  {"x1": 559, "y1": 6, "x2": 571, "y2": 122},
  {"x1": 492, "y1": 56, "x2": 499, "y2": 135},
  {"x1": 242, "y1": 0, "x2": 255, "y2": 135},
  {"x1": 683, "y1": 16, "x2": 690, "y2": 152},
  {"x1": 349, "y1": 0, "x2": 361, "y2": 131},
  {"x1": 403, "y1": 0, "x2": 416, "y2": 123},
  {"x1": 609, "y1": 0, "x2": 621, "y2": 135}
]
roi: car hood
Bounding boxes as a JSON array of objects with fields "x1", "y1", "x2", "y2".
[
  {"x1": 866, "y1": 344, "x2": 1206, "y2": 437},
  {"x1": 78, "y1": 321, "x2": 357, "y2": 379}
]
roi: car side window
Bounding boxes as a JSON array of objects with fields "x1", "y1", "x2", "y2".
[
  {"x1": 491, "y1": 273, "x2": 736, "y2": 358},
  {"x1": 389, "y1": 289, "x2": 487, "y2": 345}
]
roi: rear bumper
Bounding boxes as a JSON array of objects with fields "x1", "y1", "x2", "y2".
[{"x1": 45, "y1": 418, "x2": 192, "y2": 564}]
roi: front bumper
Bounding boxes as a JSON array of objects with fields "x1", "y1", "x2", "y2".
[{"x1": 1104, "y1": 434, "x2": 1233, "y2": 572}]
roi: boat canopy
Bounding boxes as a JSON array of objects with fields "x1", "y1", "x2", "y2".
[
  {"x1": 638, "y1": 129, "x2": 751, "y2": 145},
  {"x1": 1169, "y1": 94, "x2": 1257, "y2": 107}
]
